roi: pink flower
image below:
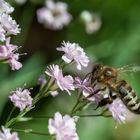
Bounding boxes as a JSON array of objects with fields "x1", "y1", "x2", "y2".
[
  {"x1": 9, "y1": 87, "x2": 33, "y2": 111},
  {"x1": 107, "y1": 98, "x2": 126, "y2": 126},
  {"x1": 75, "y1": 77, "x2": 103, "y2": 103},
  {"x1": 0, "y1": 126, "x2": 19, "y2": 140},
  {"x1": 45, "y1": 65, "x2": 75, "y2": 95},
  {"x1": 0, "y1": 38, "x2": 23, "y2": 70},
  {"x1": 57, "y1": 41, "x2": 89, "y2": 70},
  {"x1": 75, "y1": 77, "x2": 93, "y2": 93},
  {"x1": 48, "y1": 112, "x2": 79, "y2": 140},
  {"x1": 37, "y1": 0, "x2": 72, "y2": 30},
  {"x1": 0, "y1": 0, "x2": 14, "y2": 14},
  {"x1": 0, "y1": 1, "x2": 20, "y2": 41},
  {"x1": 0, "y1": 13, "x2": 20, "y2": 35},
  {"x1": 83, "y1": 84, "x2": 105, "y2": 103},
  {"x1": 8, "y1": 53, "x2": 23, "y2": 70}
]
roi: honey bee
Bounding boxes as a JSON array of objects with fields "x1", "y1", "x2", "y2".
[{"x1": 89, "y1": 63, "x2": 140, "y2": 114}]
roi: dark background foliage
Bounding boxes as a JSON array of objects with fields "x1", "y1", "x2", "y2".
[{"x1": 1, "y1": 0, "x2": 140, "y2": 139}]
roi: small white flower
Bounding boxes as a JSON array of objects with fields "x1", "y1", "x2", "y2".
[
  {"x1": 0, "y1": 0, "x2": 14, "y2": 14},
  {"x1": 107, "y1": 98, "x2": 127, "y2": 126},
  {"x1": 0, "y1": 126, "x2": 19, "y2": 140},
  {"x1": 57, "y1": 41, "x2": 89, "y2": 70},
  {"x1": 37, "y1": 0, "x2": 72, "y2": 30},
  {"x1": 45, "y1": 64, "x2": 75, "y2": 95},
  {"x1": 0, "y1": 13, "x2": 20, "y2": 35},
  {"x1": 9, "y1": 87, "x2": 33, "y2": 111},
  {"x1": 80, "y1": 11, "x2": 102, "y2": 34},
  {"x1": 14, "y1": 0, "x2": 27, "y2": 5},
  {"x1": 9, "y1": 54, "x2": 23, "y2": 70},
  {"x1": 48, "y1": 112, "x2": 79, "y2": 140}
]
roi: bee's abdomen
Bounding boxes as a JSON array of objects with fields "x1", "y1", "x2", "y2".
[{"x1": 117, "y1": 81, "x2": 140, "y2": 114}]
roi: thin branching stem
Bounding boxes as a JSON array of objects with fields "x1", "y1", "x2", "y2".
[
  {"x1": 70, "y1": 91, "x2": 82, "y2": 114},
  {"x1": 32, "y1": 116, "x2": 52, "y2": 119},
  {"x1": 12, "y1": 128, "x2": 51, "y2": 136},
  {"x1": 5, "y1": 77, "x2": 53, "y2": 127},
  {"x1": 5, "y1": 106, "x2": 16, "y2": 125},
  {"x1": 78, "y1": 114, "x2": 112, "y2": 118},
  {"x1": 73, "y1": 100, "x2": 89, "y2": 114}
]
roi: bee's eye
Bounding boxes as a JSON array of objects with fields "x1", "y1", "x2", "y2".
[{"x1": 105, "y1": 70, "x2": 112, "y2": 76}]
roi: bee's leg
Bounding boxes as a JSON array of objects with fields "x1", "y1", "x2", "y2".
[
  {"x1": 108, "y1": 89, "x2": 115, "y2": 103},
  {"x1": 94, "y1": 98, "x2": 108, "y2": 110},
  {"x1": 84, "y1": 72, "x2": 92, "y2": 80},
  {"x1": 84, "y1": 86, "x2": 106, "y2": 100},
  {"x1": 106, "y1": 83, "x2": 118, "y2": 103},
  {"x1": 94, "y1": 94, "x2": 117, "y2": 110}
]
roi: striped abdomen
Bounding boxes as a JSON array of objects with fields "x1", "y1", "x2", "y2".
[{"x1": 117, "y1": 81, "x2": 140, "y2": 114}]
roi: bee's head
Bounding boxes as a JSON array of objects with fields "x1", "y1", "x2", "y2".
[{"x1": 91, "y1": 64, "x2": 117, "y2": 82}]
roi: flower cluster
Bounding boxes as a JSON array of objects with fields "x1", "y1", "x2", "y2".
[
  {"x1": 0, "y1": 0, "x2": 20, "y2": 41},
  {"x1": 44, "y1": 40, "x2": 127, "y2": 127},
  {"x1": 0, "y1": 126, "x2": 19, "y2": 140},
  {"x1": 37, "y1": 0, "x2": 72, "y2": 30},
  {"x1": 48, "y1": 112, "x2": 79, "y2": 140},
  {"x1": 9, "y1": 87, "x2": 33, "y2": 111},
  {"x1": 0, "y1": 0, "x2": 23, "y2": 70}
]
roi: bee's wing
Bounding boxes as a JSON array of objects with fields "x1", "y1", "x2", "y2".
[{"x1": 117, "y1": 64, "x2": 140, "y2": 73}]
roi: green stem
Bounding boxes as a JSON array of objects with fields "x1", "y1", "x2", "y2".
[
  {"x1": 33, "y1": 78, "x2": 52, "y2": 104},
  {"x1": 60, "y1": 60, "x2": 66, "y2": 69},
  {"x1": 5, "y1": 108, "x2": 28, "y2": 127},
  {"x1": 76, "y1": 109, "x2": 111, "y2": 118},
  {"x1": 73, "y1": 101, "x2": 89, "y2": 114},
  {"x1": 78, "y1": 114, "x2": 103, "y2": 117},
  {"x1": 5, "y1": 106, "x2": 16, "y2": 126},
  {"x1": 32, "y1": 116, "x2": 52, "y2": 119},
  {"x1": 0, "y1": 59, "x2": 8, "y2": 63},
  {"x1": 30, "y1": 112, "x2": 111, "y2": 120},
  {"x1": 78, "y1": 114, "x2": 111, "y2": 118},
  {"x1": 12, "y1": 128, "x2": 51, "y2": 136},
  {"x1": 70, "y1": 91, "x2": 82, "y2": 115}
]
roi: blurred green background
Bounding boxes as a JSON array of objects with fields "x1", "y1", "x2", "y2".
[{"x1": 1, "y1": 0, "x2": 140, "y2": 139}]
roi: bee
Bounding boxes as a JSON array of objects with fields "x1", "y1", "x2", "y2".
[{"x1": 89, "y1": 63, "x2": 140, "y2": 114}]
